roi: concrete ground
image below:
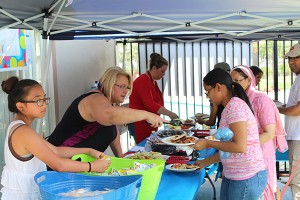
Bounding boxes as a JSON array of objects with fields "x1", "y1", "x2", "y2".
[{"x1": 195, "y1": 173, "x2": 292, "y2": 200}]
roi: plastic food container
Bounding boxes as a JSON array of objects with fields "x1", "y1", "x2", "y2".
[
  {"x1": 34, "y1": 171, "x2": 142, "y2": 200},
  {"x1": 71, "y1": 154, "x2": 165, "y2": 200}
]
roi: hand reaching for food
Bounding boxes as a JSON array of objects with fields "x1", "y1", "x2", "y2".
[{"x1": 194, "y1": 138, "x2": 208, "y2": 150}]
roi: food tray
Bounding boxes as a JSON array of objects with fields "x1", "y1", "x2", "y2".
[
  {"x1": 191, "y1": 129, "x2": 210, "y2": 134},
  {"x1": 191, "y1": 130, "x2": 210, "y2": 138},
  {"x1": 151, "y1": 143, "x2": 177, "y2": 155},
  {"x1": 108, "y1": 157, "x2": 165, "y2": 200},
  {"x1": 72, "y1": 154, "x2": 165, "y2": 200},
  {"x1": 156, "y1": 129, "x2": 185, "y2": 139},
  {"x1": 165, "y1": 156, "x2": 190, "y2": 165}
]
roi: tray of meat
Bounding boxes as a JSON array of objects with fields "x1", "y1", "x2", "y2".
[
  {"x1": 165, "y1": 156, "x2": 190, "y2": 165},
  {"x1": 191, "y1": 129, "x2": 210, "y2": 138}
]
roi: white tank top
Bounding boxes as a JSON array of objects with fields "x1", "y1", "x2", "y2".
[{"x1": 1, "y1": 120, "x2": 46, "y2": 200}]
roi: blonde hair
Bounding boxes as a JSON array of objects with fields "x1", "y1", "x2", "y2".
[{"x1": 98, "y1": 66, "x2": 132, "y2": 102}]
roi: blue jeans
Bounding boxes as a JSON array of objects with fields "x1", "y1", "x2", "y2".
[{"x1": 220, "y1": 169, "x2": 267, "y2": 200}]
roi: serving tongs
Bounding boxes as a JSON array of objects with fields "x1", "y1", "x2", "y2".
[
  {"x1": 163, "y1": 119, "x2": 184, "y2": 126},
  {"x1": 147, "y1": 118, "x2": 194, "y2": 126},
  {"x1": 164, "y1": 119, "x2": 196, "y2": 126}
]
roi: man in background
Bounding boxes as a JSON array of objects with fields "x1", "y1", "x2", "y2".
[
  {"x1": 278, "y1": 43, "x2": 300, "y2": 200},
  {"x1": 214, "y1": 62, "x2": 231, "y2": 73}
]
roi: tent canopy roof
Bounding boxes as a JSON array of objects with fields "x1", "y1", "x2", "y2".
[{"x1": 1, "y1": 0, "x2": 300, "y2": 41}]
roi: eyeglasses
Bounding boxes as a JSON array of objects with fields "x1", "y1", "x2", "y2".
[
  {"x1": 20, "y1": 98, "x2": 50, "y2": 107},
  {"x1": 286, "y1": 56, "x2": 300, "y2": 61},
  {"x1": 205, "y1": 86, "x2": 215, "y2": 96},
  {"x1": 233, "y1": 78, "x2": 246, "y2": 83},
  {"x1": 114, "y1": 84, "x2": 131, "y2": 91}
]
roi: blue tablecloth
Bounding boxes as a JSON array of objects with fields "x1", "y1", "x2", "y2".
[
  {"x1": 137, "y1": 139, "x2": 216, "y2": 200},
  {"x1": 155, "y1": 168, "x2": 205, "y2": 200}
]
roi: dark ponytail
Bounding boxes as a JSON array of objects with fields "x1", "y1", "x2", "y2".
[
  {"x1": 203, "y1": 68, "x2": 254, "y2": 114},
  {"x1": 231, "y1": 82, "x2": 254, "y2": 114}
]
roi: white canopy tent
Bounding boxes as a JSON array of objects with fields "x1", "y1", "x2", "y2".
[{"x1": 1, "y1": 0, "x2": 300, "y2": 41}]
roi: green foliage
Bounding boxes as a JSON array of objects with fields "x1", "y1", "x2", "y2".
[{"x1": 117, "y1": 43, "x2": 139, "y2": 76}]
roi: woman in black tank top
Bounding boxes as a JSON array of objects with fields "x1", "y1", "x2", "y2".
[{"x1": 47, "y1": 67, "x2": 165, "y2": 158}]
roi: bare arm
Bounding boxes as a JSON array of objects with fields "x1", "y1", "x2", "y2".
[
  {"x1": 194, "y1": 153, "x2": 220, "y2": 169},
  {"x1": 194, "y1": 121, "x2": 247, "y2": 153},
  {"x1": 196, "y1": 105, "x2": 218, "y2": 126},
  {"x1": 278, "y1": 101, "x2": 300, "y2": 116},
  {"x1": 83, "y1": 93, "x2": 165, "y2": 127},
  {"x1": 15, "y1": 126, "x2": 110, "y2": 173},
  {"x1": 45, "y1": 141, "x2": 105, "y2": 159},
  {"x1": 157, "y1": 106, "x2": 178, "y2": 119},
  {"x1": 259, "y1": 124, "x2": 276, "y2": 144}
]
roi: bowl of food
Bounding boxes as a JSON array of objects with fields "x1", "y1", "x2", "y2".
[
  {"x1": 180, "y1": 124, "x2": 194, "y2": 130},
  {"x1": 191, "y1": 129, "x2": 210, "y2": 138},
  {"x1": 195, "y1": 113, "x2": 210, "y2": 119},
  {"x1": 156, "y1": 129, "x2": 185, "y2": 139}
]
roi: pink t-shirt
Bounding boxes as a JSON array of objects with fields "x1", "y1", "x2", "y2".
[{"x1": 219, "y1": 97, "x2": 266, "y2": 180}]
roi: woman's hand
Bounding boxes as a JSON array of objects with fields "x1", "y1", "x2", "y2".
[
  {"x1": 194, "y1": 159, "x2": 208, "y2": 169},
  {"x1": 88, "y1": 149, "x2": 106, "y2": 159},
  {"x1": 194, "y1": 139, "x2": 208, "y2": 150},
  {"x1": 194, "y1": 153, "x2": 220, "y2": 169},
  {"x1": 195, "y1": 117, "x2": 206, "y2": 125},
  {"x1": 91, "y1": 159, "x2": 111, "y2": 173},
  {"x1": 169, "y1": 112, "x2": 179, "y2": 119},
  {"x1": 146, "y1": 113, "x2": 165, "y2": 128}
]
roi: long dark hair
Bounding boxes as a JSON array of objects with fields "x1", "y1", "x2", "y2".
[
  {"x1": 250, "y1": 66, "x2": 263, "y2": 76},
  {"x1": 203, "y1": 68, "x2": 254, "y2": 114},
  {"x1": 1, "y1": 76, "x2": 40, "y2": 113}
]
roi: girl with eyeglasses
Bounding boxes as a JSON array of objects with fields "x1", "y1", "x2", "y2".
[
  {"x1": 1, "y1": 77, "x2": 111, "y2": 199},
  {"x1": 194, "y1": 68, "x2": 267, "y2": 200}
]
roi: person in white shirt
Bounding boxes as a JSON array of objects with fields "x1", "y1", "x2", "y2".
[{"x1": 278, "y1": 43, "x2": 300, "y2": 200}]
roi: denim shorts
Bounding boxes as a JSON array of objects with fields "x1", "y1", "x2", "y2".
[{"x1": 220, "y1": 169, "x2": 268, "y2": 200}]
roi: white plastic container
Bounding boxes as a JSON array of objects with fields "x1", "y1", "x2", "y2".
[{"x1": 209, "y1": 125, "x2": 217, "y2": 135}]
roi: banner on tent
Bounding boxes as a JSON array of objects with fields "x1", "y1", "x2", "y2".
[{"x1": 0, "y1": 29, "x2": 26, "y2": 70}]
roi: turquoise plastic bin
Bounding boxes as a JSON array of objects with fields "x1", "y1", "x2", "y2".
[{"x1": 34, "y1": 171, "x2": 142, "y2": 200}]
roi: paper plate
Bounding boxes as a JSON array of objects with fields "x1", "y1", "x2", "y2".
[
  {"x1": 193, "y1": 113, "x2": 210, "y2": 119},
  {"x1": 124, "y1": 152, "x2": 169, "y2": 160},
  {"x1": 165, "y1": 164, "x2": 198, "y2": 172},
  {"x1": 204, "y1": 136, "x2": 220, "y2": 141},
  {"x1": 161, "y1": 136, "x2": 198, "y2": 146}
]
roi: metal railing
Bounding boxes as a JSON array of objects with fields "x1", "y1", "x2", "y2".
[{"x1": 117, "y1": 39, "x2": 297, "y2": 119}]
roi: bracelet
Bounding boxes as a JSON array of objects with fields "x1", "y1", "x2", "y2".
[{"x1": 87, "y1": 162, "x2": 91, "y2": 172}]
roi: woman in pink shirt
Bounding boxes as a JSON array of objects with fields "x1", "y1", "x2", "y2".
[
  {"x1": 231, "y1": 65, "x2": 287, "y2": 200},
  {"x1": 194, "y1": 68, "x2": 267, "y2": 200}
]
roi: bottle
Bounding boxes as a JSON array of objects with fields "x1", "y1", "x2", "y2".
[
  {"x1": 91, "y1": 81, "x2": 98, "y2": 90},
  {"x1": 145, "y1": 131, "x2": 156, "y2": 152}
]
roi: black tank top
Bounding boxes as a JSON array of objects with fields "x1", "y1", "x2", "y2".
[{"x1": 47, "y1": 92, "x2": 117, "y2": 152}]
